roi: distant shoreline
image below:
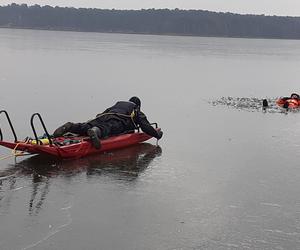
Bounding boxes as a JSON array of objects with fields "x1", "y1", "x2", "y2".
[
  {"x1": 1, "y1": 4, "x2": 300, "y2": 40},
  {"x1": 2, "y1": 26, "x2": 300, "y2": 42}
]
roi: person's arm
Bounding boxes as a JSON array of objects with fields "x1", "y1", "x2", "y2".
[{"x1": 137, "y1": 111, "x2": 163, "y2": 139}]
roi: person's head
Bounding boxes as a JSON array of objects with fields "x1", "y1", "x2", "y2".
[
  {"x1": 129, "y1": 96, "x2": 141, "y2": 109},
  {"x1": 291, "y1": 93, "x2": 300, "y2": 99}
]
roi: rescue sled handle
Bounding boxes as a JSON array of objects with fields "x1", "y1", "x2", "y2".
[
  {"x1": 137, "y1": 122, "x2": 157, "y2": 132},
  {"x1": 30, "y1": 113, "x2": 53, "y2": 146},
  {"x1": 151, "y1": 123, "x2": 158, "y2": 128},
  {"x1": 0, "y1": 110, "x2": 18, "y2": 142}
]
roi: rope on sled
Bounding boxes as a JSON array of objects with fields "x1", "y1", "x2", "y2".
[{"x1": 0, "y1": 139, "x2": 31, "y2": 161}]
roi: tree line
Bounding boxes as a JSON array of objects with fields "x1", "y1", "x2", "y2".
[{"x1": 1, "y1": 3, "x2": 300, "y2": 39}]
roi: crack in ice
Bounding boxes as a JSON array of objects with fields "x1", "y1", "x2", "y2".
[{"x1": 21, "y1": 204, "x2": 73, "y2": 250}]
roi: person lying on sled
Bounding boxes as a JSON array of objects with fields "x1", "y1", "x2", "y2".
[{"x1": 53, "y1": 96, "x2": 163, "y2": 149}]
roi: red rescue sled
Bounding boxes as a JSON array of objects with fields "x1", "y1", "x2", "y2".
[
  {"x1": 0, "y1": 132, "x2": 157, "y2": 159},
  {"x1": 0, "y1": 111, "x2": 160, "y2": 159}
]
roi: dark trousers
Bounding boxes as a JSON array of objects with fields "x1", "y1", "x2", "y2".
[{"x1": 68, "y1": 116, "x2": 130, "y2": 138}]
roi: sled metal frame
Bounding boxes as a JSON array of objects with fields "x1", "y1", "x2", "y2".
[
  {"x1": 0, "y1": 110, "x2": 18, "y2": 142},
  {"x1": 30, "y1": 113, "x2": 53, "y2": 146}
]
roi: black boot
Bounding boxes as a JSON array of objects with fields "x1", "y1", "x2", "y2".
[
  {"x1": 87, "y1": 127, "x2": 101, "y2": 149},
  {"x1": 53, "y1": 122, "x2": 73, "y2": 137}
]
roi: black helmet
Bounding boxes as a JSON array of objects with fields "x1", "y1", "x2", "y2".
[
  {"x1": 129, "y1": 96, "x2": 141, "y2": 108},
  {"x1": 291, "y1": 93, "x2": 300, "y2": 99}
]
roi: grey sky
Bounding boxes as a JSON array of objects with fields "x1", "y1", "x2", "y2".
[{"x1": 2, "y1": 0, "x2": 300, "y2": 16}]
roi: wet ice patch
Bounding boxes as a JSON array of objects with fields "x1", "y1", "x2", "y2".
[{"x1": 261, "y1": 202, "x2": 282, "y2": 208}]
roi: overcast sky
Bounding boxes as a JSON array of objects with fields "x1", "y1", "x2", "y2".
[{"x1": 1, "y1": 0, "x2": 300, "y2": 16}]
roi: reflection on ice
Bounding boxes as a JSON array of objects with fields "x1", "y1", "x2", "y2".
[
  {"x1": 0, "y1": 143, "x2": 162, "y2": 215},
  {"x1": 14, "y1": 143, "x2": 162, "y2": 178},
  {"x1": 0, "y1": 143, "x2": 162, "y2": 250}
]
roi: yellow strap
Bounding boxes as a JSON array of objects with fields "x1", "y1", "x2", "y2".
[
  {"x1": 96, "y1": 112, "x2": 132, "y2": 118},
  {"x1": 0, "y1": 140, "x2": 28, "y2": 161},
  {"x1": 12, "y1": 142, "x2": 24, "y2": 157}
]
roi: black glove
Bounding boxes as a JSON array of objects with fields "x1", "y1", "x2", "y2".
[{"x1": 156, "y1": 130, "x2": 163, "y2": 140}]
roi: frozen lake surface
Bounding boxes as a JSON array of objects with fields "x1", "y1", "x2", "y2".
[{"x1": 1, "y1": 28, "x2": 300, "y2": 249}]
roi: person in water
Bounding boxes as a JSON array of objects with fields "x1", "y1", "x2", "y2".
[
  {"x1": 53, "y1": 96, "x2": 163, "y2": 149},
  {"x1": 290, "y1": 93, "x2": 300, "y2": 99},
  {"x1": 281, "y1": 93, "x2": 300, "y2": 101},
  {"x1": 280, "y1": 93, "x2": 300, "y2": 108}
]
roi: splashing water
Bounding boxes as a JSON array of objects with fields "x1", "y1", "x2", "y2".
[{"x1": 210, "y1": 97, "x2": 300, "y2": 113}]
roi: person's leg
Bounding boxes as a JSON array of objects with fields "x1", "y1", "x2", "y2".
[
  {"x1": 86, "y1": 119, "x2": 126, "y2": 149},
  {"x1": 68, "y1": 123, "x2": 91, "y2": 135},
  {"x1": 93, "y1": 120, "x2": 125, "y2": 138},
  {"x1": 53, "y1": 122, "x2": 91, "y2": 137}
]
